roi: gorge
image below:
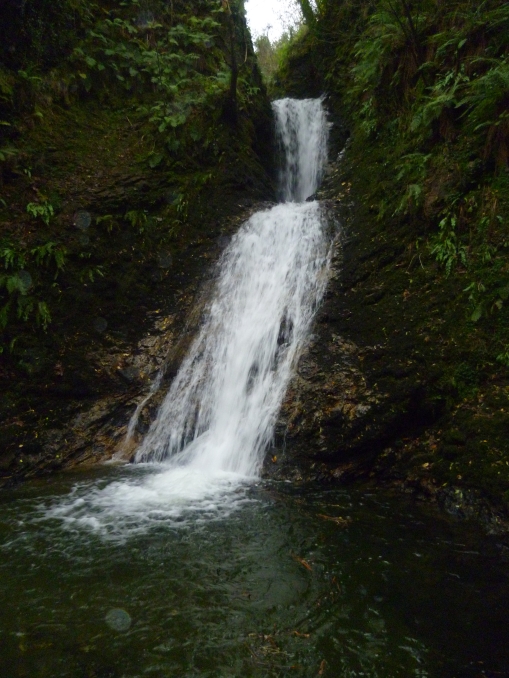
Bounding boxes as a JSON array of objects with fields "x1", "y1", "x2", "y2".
[{"x1": 1, "y1": 1, "x2": 509, "y2": 676}]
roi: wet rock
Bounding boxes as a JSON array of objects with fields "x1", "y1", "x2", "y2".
[
  {"x1": 117, "y1": 366, "x2": 140, "y2": 383},
  {"x1": 217, "y1": 235, "x2": 230, "y2": 249},
  {"x1": 157, "y1": 253, "x2": 172, "y2": 269}
]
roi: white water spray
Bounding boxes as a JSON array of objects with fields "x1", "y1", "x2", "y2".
[{"x1": 45, "y1": 98, "x2": 331, "y2": 533}]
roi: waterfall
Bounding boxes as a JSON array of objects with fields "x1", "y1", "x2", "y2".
[
  {"x1": 135, "y1": 201, "x2": 329, "y2": 475},
  {"x1": 273, "y1": 97, "x2": 329, "y2": 203},
  {"x1": 47, "y1": 98, "x2": 331, "y2": 534},
  {"x1": 134, "y1": 98, "x2": 330, "y2": 477}
]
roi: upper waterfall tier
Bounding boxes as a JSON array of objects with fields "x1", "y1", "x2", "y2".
[{"x1": 273, "y1": 97, "x2": 329, "y2": 203}]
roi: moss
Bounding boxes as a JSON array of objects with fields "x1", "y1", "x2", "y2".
[{"x1": 273, "y1": 18, "x2": 509, "y2": 516}]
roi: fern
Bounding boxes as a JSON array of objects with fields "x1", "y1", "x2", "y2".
[
  {"x1": 429, "y1": 215, "x2": 468, "y2": 276},
  {"x1": 0, "y1": 239, "x2": 67, "y2": 336}
]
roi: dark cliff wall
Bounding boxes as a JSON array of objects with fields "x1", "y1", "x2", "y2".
[
  {"x1": 269, "y1": 0, "x2": 509, "y2": 528},
  {"x1": 0, "y1": 0, "x2": 275, "y2": 483}
]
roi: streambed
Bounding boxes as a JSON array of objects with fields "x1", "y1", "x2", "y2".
[{"x1": 1, "y1": 467, "x2": 508, "y2": 678}]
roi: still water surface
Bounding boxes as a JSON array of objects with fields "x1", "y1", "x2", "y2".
[{"x1": 1, "y1": 466, "x2": 508, "y2": 678}]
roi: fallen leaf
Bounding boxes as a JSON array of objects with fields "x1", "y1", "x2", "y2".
[
  {"x1": 293, "y1": 630, "x2": 310, "y2": 638},
  {"x1": 292, "y1": 554, "x2": 313, "y2": 571},
  {"x1": 318, "y1": 659, "x2": 327, "y2": 675}
]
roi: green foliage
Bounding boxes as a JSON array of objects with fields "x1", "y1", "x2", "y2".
[
  {"x1": 254, "y1": 30, "x2": 303, "y2": 90},
  {"x1": 0, "y1": 68, "x2": 15, "y2": 102},
  {"x1": 1, "y1": 0, "x2": 260, "y2": 166},
  {"x1": 31, "y1": 241, "x2": 67, "y2": 270},
  {"x1": 409, "y1": 66, "x2": 470, "y2": 136},
  {"x1": 351, "y1": 7, "x2": 408, "y2": 98},
  {"x1": 496, "y1": 346, "x2": 509, "y2": 368},
  {"x1": 464, "y1": 269, "x2": 509, "y2": 324},
  {"x1": 0, "y1": 145, "x2": 18, "y2": 163},
  {"x1": 429, "y1": 215, "x2": 467, "y2": 276},
  {"x1": 68, "y1": 4, "x2": 232, "y2": 152},
  {"x1": 394, "y1": 152, "x2": 430, "y2": 213},
  {"x1": 345, "y1": 0, "x2": 509, "y2": 159},
  {"x1": 273, "y1": 0, "x2": 509, "y2": 364},
  {"x1": 26, "y1": 200, "x2": 54, "y2": 226},
  {"x1": 0, "y1": 0, "x2": 270, "y2": 362},
  {"x1": 78, "y1": 264, "x2": 105, "y2": 283},
  {"x1": 0, "y1": 239, "x2": 67, "y2": 340},
  {"x1": 125, "y1": 209, "x2": 148, "y2": 233},
  {"x1": 297, "y1": 0, "x2": 317, "y2": 26},
  {"x1": 95, "y1": 214, "x2": 117, "y2": 233}
]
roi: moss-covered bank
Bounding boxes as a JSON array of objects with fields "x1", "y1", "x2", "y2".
[
  {"x1": 268, "y1": 0, "x2": 509, "y2": 529},
  {"x1": 0, "y1": 0, "x2": 275, "y2": 484}
]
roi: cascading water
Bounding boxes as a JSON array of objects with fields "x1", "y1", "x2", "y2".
[
  {"x1": 273, "y1": 97, "x2": 329, "y2": 203},
  {"x1": 134, "y1": 200, "x2": 329, "y2": 475},
  {"x1": 46, "y1": 98, "x2": 331, "y2": 534},
  {"x1": 134, "y1": 97, "x2": 329, "y2": 474}
]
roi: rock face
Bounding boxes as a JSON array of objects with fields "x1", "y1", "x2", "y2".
[
  {"x1": 270, "y1": 168, "x2": 440, "y2": 479},
  {"x1": 274, "y1": 183, "x2": 440, "y2": 472},
  {"x1": 265, "y1": 126, "x2": 509, "y2": 533}
]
